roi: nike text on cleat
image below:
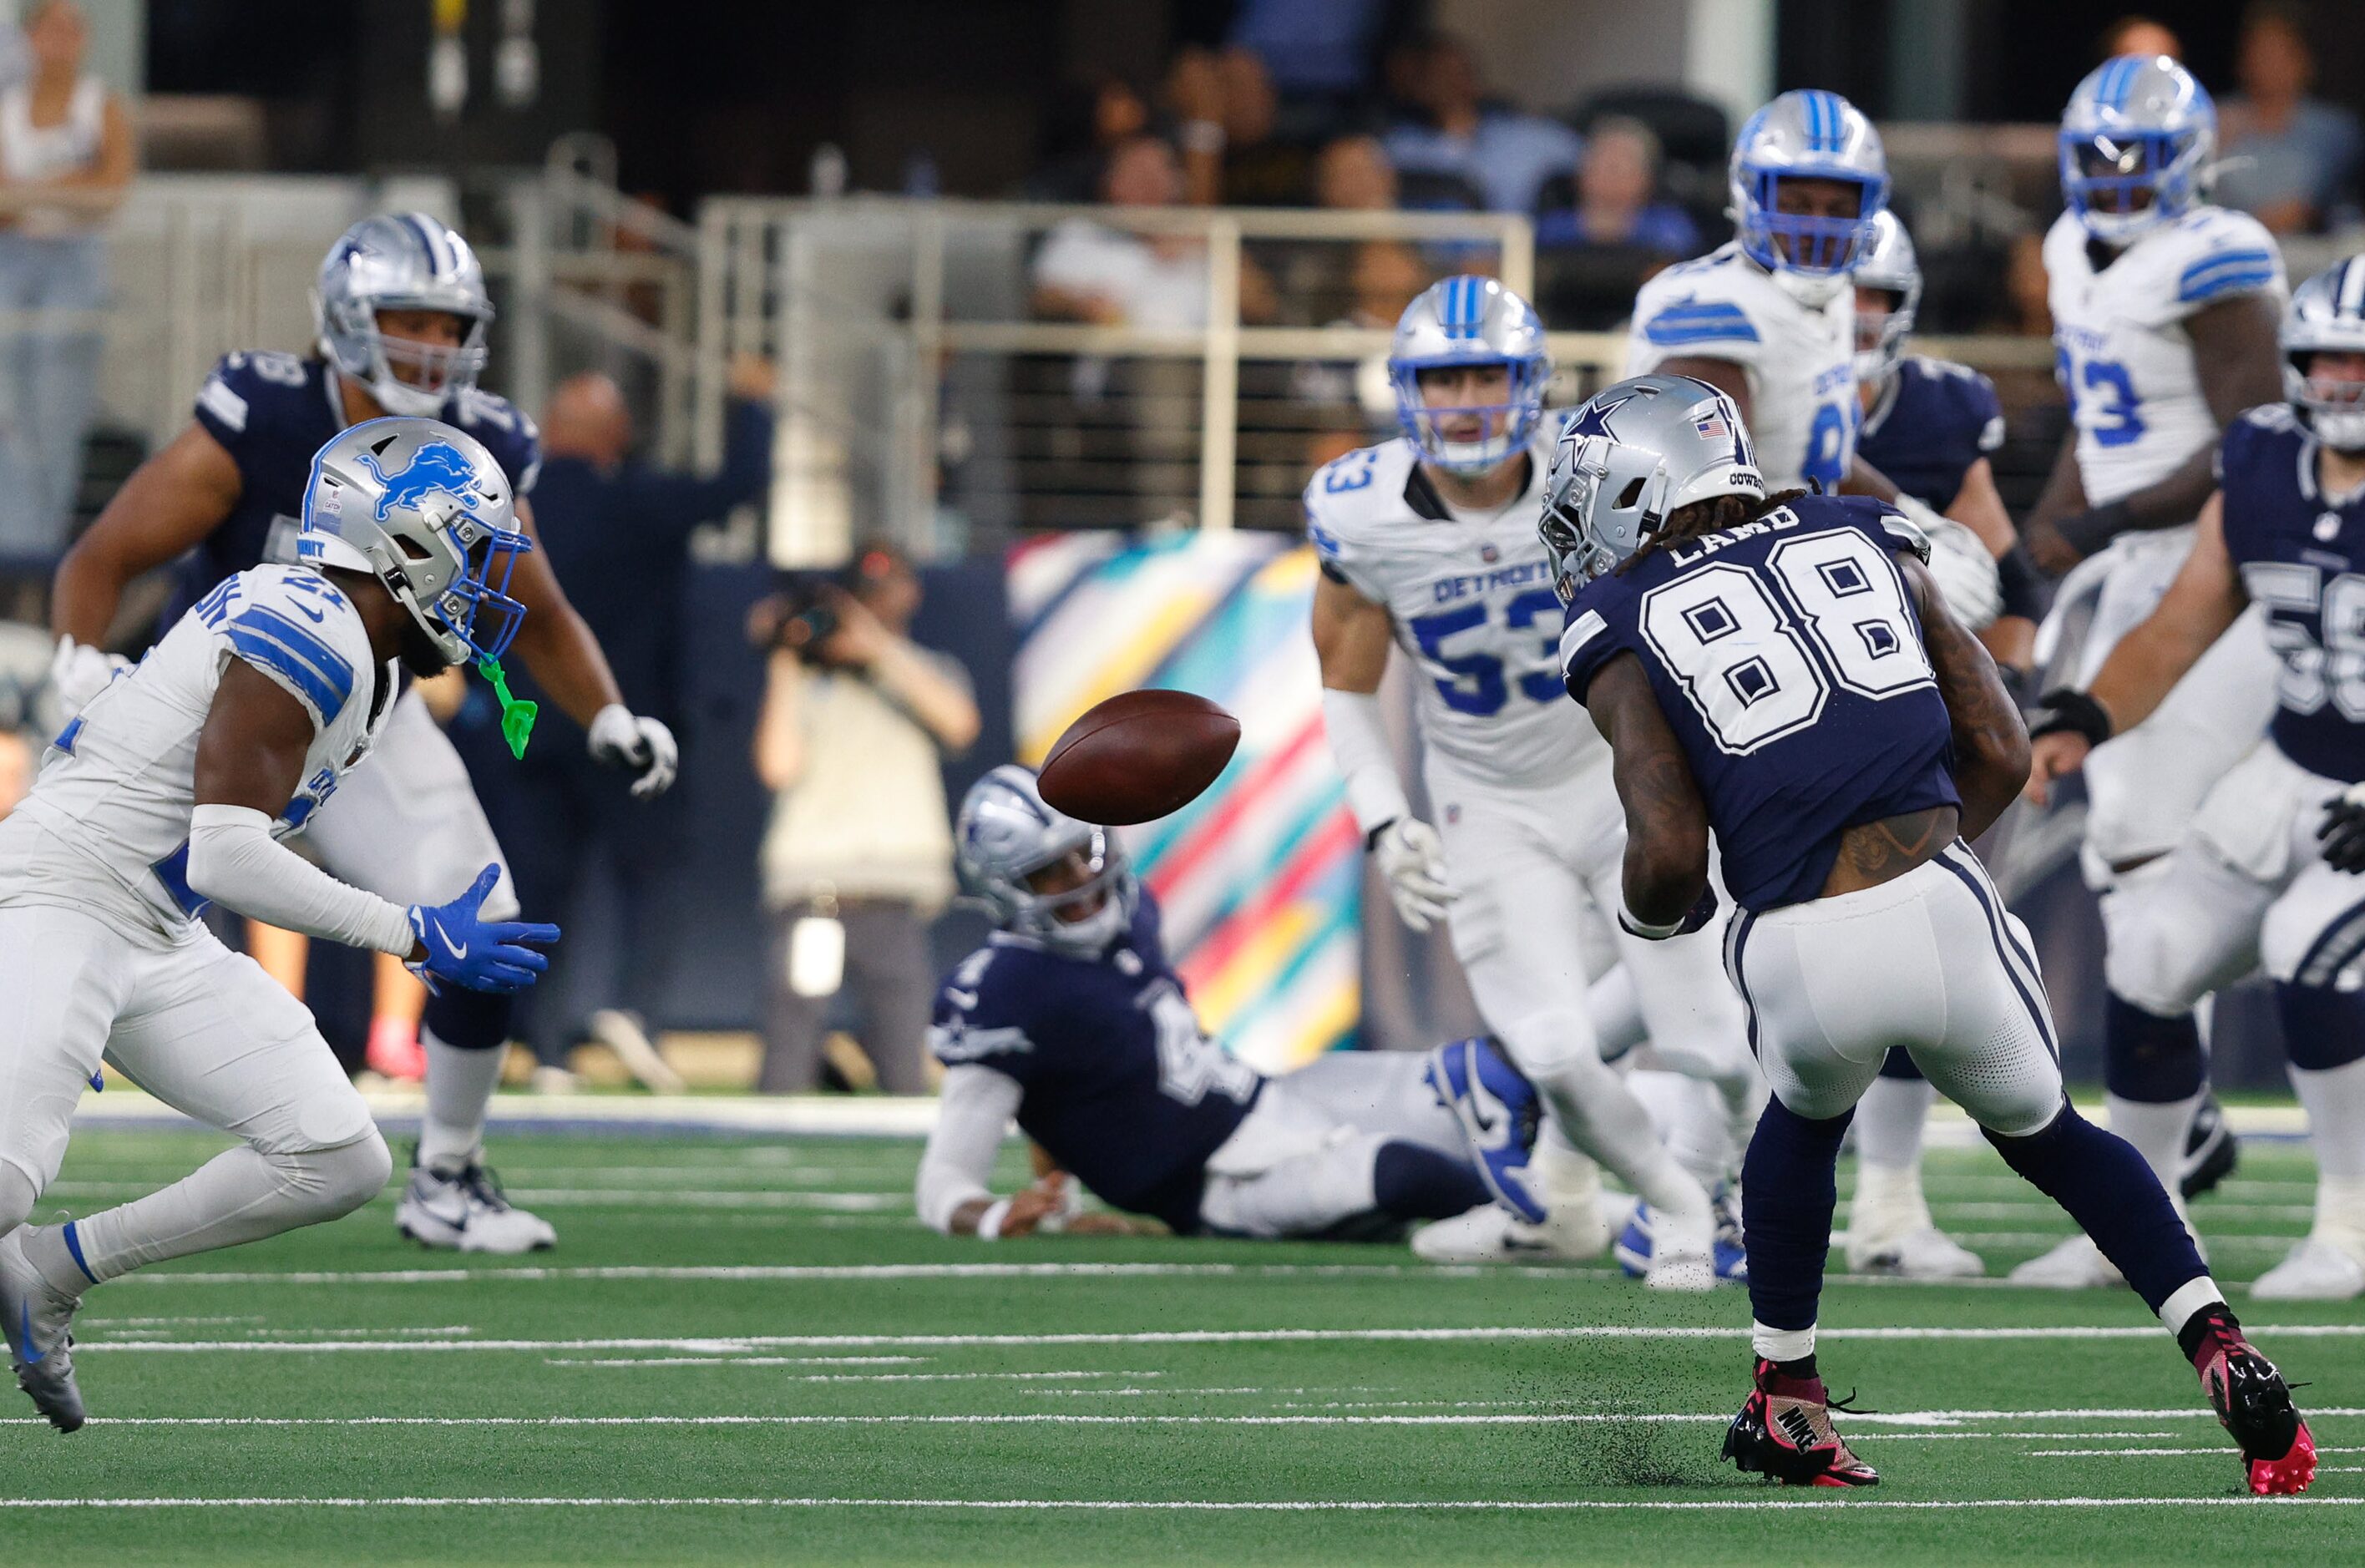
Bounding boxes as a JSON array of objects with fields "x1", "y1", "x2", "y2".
[
  {"x1": 1423, "y1": 1038, "x2": 1544, "y2": 1225},
  {"x1": 2190, "y1": 1312, "x2": 2317, "y2": 1495},
  {"x1": 394, "y1": 1149, "x2": 557, "y2": 1254},
  {"x1": 0, "y1": 1230, "x2": 85, "y2": 1433},
  {"x1": 1722, "y1": 1358, "x2": 1877, "y2": 1488}
]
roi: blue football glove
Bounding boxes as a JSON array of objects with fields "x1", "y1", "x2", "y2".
[{"x1": 405, "y1": 863, "x2": 561, "y2": 995}]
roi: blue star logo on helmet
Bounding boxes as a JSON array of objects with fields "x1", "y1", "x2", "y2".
[
  {"x1": 353, "y1": 441, "x2": 486, "y2": 523},
  {"x1": 1567, "y1": 387, "x2": 1643, "y2": 438}
]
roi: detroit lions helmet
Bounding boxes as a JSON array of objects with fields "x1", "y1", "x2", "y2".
[
  {"x1": 956, "y1": 765, "x2": 1138, "y2": 956},
  {"x1": 1729, "y1": 89, "x2": 1888, "y2": 304},
  {"x1": 1540, "y1": 374, "x2": 1765, "y2": 600},
  {"x1": 2283, "y1": 256, "x2": 2365, "y2": 453},
  {"x1": 299, "y1": 417, "x2": 534, "y2": 665},
  {"x1": 2059, "y1": 54, "x2": 2216, "y2": 245},
  {"x1": 315, "y1": 213, "x2": 494, "y2": 418},
  {"x1": 1387, "y1": 275, "x2": 1552, "y2": 475},
  {"x1": 1852, "y1": 210, "x2": 1922, "y2": 388}
]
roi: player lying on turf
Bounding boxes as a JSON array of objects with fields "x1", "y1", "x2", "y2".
[
  {"x1": 1544, "y1": 373, "x2": 2316, "y2": 1494},
  {"x1": 914, "y1": 766, "x2": 1532, "y2": 1242},
  {"x1": 0, "y1": 418, "x2": 561, "y2": 1433},
  {"x1": 2025, "y1": 256, "x2": 2365, "y2": 1301}
]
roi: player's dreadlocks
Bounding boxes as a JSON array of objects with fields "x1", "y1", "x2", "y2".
[{"x1": 1618, "y1": 488, "x2": 1810, "y2": 574}]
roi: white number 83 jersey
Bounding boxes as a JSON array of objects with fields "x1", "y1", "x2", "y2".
[
  {"x1": 1305, "y1": 436, "x2": 1603, "y2": 788},
  {"x1": 2043, "y1": 205, "x2": 2286, "y2": 506},
  {"x1": 0, "y1": 565, "x2": 396, "y2": 938}
]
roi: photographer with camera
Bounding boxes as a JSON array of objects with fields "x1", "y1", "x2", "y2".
[{"x1": 750, "y1": 544, "x2": 980, "y2": 1095}]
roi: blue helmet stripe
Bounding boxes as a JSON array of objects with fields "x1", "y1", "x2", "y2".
[
  {"x1": 2099, "y1": 54, "x2": 2140, "y2": 112},
  {"x1": 1811, "y1": 91, "x2": 1838, "y2": 150},
  {"x1": 398, "y1": 212, "x2": 446, "y2": 278}
]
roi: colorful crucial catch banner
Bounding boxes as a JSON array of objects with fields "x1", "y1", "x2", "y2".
[{"x1": 1010, "y1": 531, "x2": 1359, "y2": 1074}]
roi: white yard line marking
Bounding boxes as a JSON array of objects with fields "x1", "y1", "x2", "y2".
[
  {"x1": 537, "y1": 1367, "x2": 1162, "y2": 1381},
  {"x1": 1935, "y1": 1201, "x2": 2317, "y2": 1222},
  {"x1": 115, "y1": 1262, "x2": 1617, "y2": 1287},
  {"x1": 2028, "y1": 1445, "x2": 2365, "y2": 1457},
  {"x1": 0, "y1": 1495, "x2": 2357, "y2": 1512},
  {"x1": 74, "y1": 1325, "x2": 2365, "y2": 1353},
  {"x1": 18, "y1": 1409, "x2": 2362, "y2": 1430}
]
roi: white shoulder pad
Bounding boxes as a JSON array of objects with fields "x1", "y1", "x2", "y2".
[
  {"x1": 213, "y1": 566, "x2": 373, "y2": 730},
  {"x1": 2130, "y1": 208, "x2": 2286, "y2": 326},
  {"x1": 1303, "y1": 438, "x2": 1420, "y2": 598},
  {"x1": 1628, "y1": 246, "x2": 1775, "y2": 367}
]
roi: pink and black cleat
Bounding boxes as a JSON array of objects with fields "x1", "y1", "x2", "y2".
[
  {"x1": 2190, "y1": 1311, "x2": 2317, "y2": 1495},
  {"x1": 1722, "y1": 1358, "x2": 1878, "y2": 1488}
]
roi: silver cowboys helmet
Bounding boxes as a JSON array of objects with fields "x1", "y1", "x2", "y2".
[
  {"x1": 300, "y1": 417, "x2": 534, "y2": 666},
  {"x1": 1539, "y1": 374, "x2": 1765, "y2": 601},
  {"x1": 2059, "y1": 54, "x2": 2216, "y2": 245},
  {"x1": 1852, "y1": 210, "x2": 1922, "y2": 388},
  {"x1": 2284, "y1": 256, "x2": 2365, "y2": 453},
  {"x1": 955, "y1": 765, "x2": 1138, "y2": 956},
  {"x1": 1729, "y1": 89, "x2": 1888, "y2": 306},
  {"x1": 314, "y1": 212, "x2": 494, "y2": 418},
  {"x1": 1388, "y1": 275, "x2": 1552, "y2": 475}
]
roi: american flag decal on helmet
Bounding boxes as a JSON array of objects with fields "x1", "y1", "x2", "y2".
[{"x1": 1692, "y1": 405, "x2": 1731, "y2": 443}]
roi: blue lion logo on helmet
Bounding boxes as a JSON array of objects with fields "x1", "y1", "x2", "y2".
[{"x1": 355, "y1": 441, "x2": 484, "y2": 523}]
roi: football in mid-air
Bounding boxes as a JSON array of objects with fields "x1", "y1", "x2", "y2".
[{"x1": 1037, "y1": 688, "x2": 1241, "y2": 825}]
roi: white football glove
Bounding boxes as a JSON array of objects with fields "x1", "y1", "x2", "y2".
[
  {"x1": 1371, "y1": 817, "x2": 1456, "y2": 933},
  {"x1": 48, "y1": 635, "x2": 129, "y2": 719},
  {"x1": 587, "y1": 704, "x2": 680, "y2": 799},
  {"x1": 1897, "y1": 498, "x2": 2003, "y2": 631}
]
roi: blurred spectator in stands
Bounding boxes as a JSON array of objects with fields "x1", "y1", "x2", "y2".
[
  {"x1": 2001, "y1": 230, "x2": 2054, "y2": 336},
  {"x1": 750, "y1": 545, "x2": 979, "y2": 1095},
  {"x1": 1316, "y1": 132, "x2": 1397, "y2": 211},
  {"x1": 1227, "y1": 0, "x2": 1390, "y2": 137},
  {"x1": 1382, "y1": 33, "x2": 1581, "y2": 214},
  {"x1": 1027, "y1": 74, "x2": 1153, "y2": 204},
  {"x1": 2097, "y1": 15, "x2": 2181, "y2": 60},
  {"x1": 1032, "y1": 135, "x2": 1212, "y2": 328},
  {"x1": 1274, "y1": 134, "x2": 1405, "y2": 323},
  {"x1": 1537, "y1": 117, "x2": 1700, "y2": 257},
  {"x1": 2216, "y1": 3, "x2": 2361, "y2": 235},
  {"x1": 1165, "y1": 45, "x2": 1307, "y2": 208},
  {"x1": 0, "y1": 1, "x2": 130, "y2": 564},
  {"x1": 470, "y1": 356, "x2": 776, "y2": 1086}
]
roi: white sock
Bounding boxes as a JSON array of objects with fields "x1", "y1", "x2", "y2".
[
  {"x1": 1628, "y1": 1070, "x2": 1732, "y2": 1189},
  {"x1": 1751, "y1": 1321, "x2": 1816, "y2": 1363},
  {"x1": 1856, "y1": 1073, "x2": 1934, "y2": 1169},
  {"x1": 419, "y1": 1031, "x2": 509, "y2": 1175},
  {"x1": 2104, "y1": 1090, "x2": 2200, "y2": 1218},
  {"x1": 1533, "y1": 1061, "x2": 1710, "y2": 1235},
  {"x1": 27, "y1": 1140, "x2": 391, "y2": 1289},
  {"x1": 2157, "y1": 1275, "x2": 2226, "y2": 1340},
  {"x1": 2291, "y1": 1057, "x2": 2365, "y2": 1180},
  {"x1": 1850, "y1": 1160, "x2": 1934, "y2": 1241}
]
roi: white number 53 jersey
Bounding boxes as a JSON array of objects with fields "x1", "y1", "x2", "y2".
[
  {"x1": 0, "y1": 565, "x2": 395, "y2": 938},
  {"x1": 2044, "y1": 205, "x2": 2286, "y2": 506},
  {"x1": 1305, "y1": 436, "x2": 1602, "y2": 788}
]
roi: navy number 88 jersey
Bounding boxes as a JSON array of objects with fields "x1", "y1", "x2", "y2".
[
  {"x1": 2220, "y1": 405, "x2": 2365, "y2": 784},
  {"x1": 1559, "y1": 493, "x2": 1961, "y2": 910},
  {"x1": 175, "y1": 351, "x2": 540, "y2": 622}
]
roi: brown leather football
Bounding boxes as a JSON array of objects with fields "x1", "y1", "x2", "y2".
[{"x1": 1037, "y1": 688, "x2": 1242, "y2": 825}]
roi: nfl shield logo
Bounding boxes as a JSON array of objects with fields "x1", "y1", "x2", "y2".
[
  {"x1": 1445, "y1": 803, "x2": 1461, "y2": 824},
  {"x1": 1480, "y1": 544, "x2": 1500, "y2": 563}
]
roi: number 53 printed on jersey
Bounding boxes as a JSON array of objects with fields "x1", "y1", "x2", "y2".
[
  {"x1": 1405, "y1": 587, "x2": 1566, "y2": 716},
  {"x1": 1640, "y1": 529, "x2": 1934, "y2": 754}
]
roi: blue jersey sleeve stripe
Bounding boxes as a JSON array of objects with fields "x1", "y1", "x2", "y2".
[
  {"x1": 1643, "y1": 315, "x2": 1760, "y2": 346},
  {"x1": 2178, "y1": 250, "x2": 2278, "y2": 301},
  {"x1": 231, "y1": 604, "x2": 355, "y2": 709},
  {"x1": 225, "y1": 625, "x2": 344, "y2": 719}
]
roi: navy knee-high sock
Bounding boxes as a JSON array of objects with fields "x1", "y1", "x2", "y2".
[
  {"x1": 1741, "y1": 1098, "x2": 1854, "y2": 1333},
  {"x1": 1373, "y1": 1141, "x2": 1491, "y2": 1221},
  {"x1": 1985, "y1": 1105, "x2": 2208, "y2": 1314},
  {"x1": 2104, "y1": 994, "x2": 2205, "y2": 1102}
]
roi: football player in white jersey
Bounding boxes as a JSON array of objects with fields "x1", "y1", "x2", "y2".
[
  {"x1": 1625, "y1": 92, "x2": 2003, "y2": 658},
  {"x1": 1307, "y1": 276, "x2": 1763, "y2": 1286},
  {"x1": 0, "y1": 418, "x2": 561, "y2": 1431},
  {"x1": 2012, "y1": 55, "x2": 2290, "y2": 1289}
]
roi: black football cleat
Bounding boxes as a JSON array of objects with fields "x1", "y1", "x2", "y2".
[
  {"x1": 2180, "y1": 1091, "x2": 2239, "y2": 1201},
  {"x1": 2188, "y1": 1311, "x2": 2317, "y2": 1495},
  {"x1": 1722, "y1": 1358, "x2": 1877, "y2": 1488}
]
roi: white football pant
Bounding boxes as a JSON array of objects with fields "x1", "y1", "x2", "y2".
[{"x1": 1197, "y1": 1050, "x2": 1467, "y2": 1237}]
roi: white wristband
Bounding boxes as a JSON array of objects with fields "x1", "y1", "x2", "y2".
[
  {"x1": 975, "y1": 1197, "x2": 1012, "y2": 1241},
  {"x1": 1319, "y1": 686, "x2": 1412, "y2": 837}
]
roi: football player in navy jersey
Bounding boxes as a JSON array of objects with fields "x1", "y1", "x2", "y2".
[
  {"x1": 2028, "y1": 257, "x2": 2365, "y2": 1302},
  {"x1": 916, "y1": 767, "x2": 1517, "y2": 1242},
  {"x1": 43, "y1": 214, "x2": 680, "y2": 1254},
  {"x1": 1546, "y1": 374, "x2": 2315, "y2": 1494}
]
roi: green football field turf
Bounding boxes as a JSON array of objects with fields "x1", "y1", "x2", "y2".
[{"x1": 2, "y1": 1124, "x2": 2360, "y2": 1566}]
